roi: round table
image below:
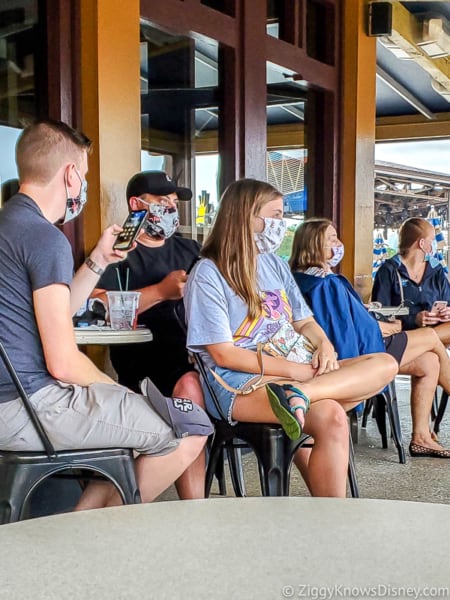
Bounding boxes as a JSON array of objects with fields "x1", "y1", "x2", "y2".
[
  {"x1": 0, "y1": 497, "x2": 449, "y2": 599},
  {"x1": 74, "y1": 327, "x2": 152, "y2": 345}
]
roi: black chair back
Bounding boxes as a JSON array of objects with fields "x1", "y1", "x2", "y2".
[{"x1": 0, "y1": 342, "x2": 56, "y2": 458}]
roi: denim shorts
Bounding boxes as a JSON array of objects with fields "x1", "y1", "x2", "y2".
[{"x1": 204, "y1": 366, "x2": 259, "y2": 424}]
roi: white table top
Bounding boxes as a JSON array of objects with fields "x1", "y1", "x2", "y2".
[
  {"x1": 1, "y1": 497, "x2": 449, "y2": 599},
  {"x1": 74, "y1": 326, "x2": 152, "y2": 345}
]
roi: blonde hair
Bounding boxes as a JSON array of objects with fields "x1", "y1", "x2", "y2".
[
  {"x1": 201, "y1": 178, "x2": 282, "y2": 319},
  {"x1": 16, "y1": 120, "x2": 91, "y2": 185},
  {"x1": 398, "y1": 217, "x2": 433, "y2": 256},
  {"x1": 289, "y1": 218, "x2": 333, "y2": 272}
]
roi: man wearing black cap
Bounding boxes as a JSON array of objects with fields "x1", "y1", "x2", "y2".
[{"x1": 92, "y1": 171, "x2": 205, "y2": 499}]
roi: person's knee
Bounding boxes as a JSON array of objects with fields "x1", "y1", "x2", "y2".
[
  {"x1": 307, "y1": 400, "x2": 348, "y2": 442},
  {"x1": 173, "y1": 371, "x2": 205, "y2": 408},
  {"x1": 411, "y1": 352, "x2": 439, "y2": 379},
  {"x1": 381, "y1": 353, "x2": 399, "y2": 380}
]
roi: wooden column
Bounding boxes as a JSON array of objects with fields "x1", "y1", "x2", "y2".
[
  {"x1": 78, "y1": 0, "x2": 141, "y2": 367},
  {"x1": 339, "y1": 0, "x2": 377, "y2": 301},
  {"x1": 79, "y1": 0, "x2": 141, "y2": 254},
  {"x1": 219, "y1": 0, "x2": 267, "y2": 189}
]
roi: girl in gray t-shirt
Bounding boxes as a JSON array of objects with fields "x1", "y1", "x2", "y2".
[{"x1": 184, "y1": 178, "x2": 398, "y2": 497}]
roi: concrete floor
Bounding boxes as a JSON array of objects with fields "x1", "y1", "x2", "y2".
[{"x1": 158, "y1": 375, "x2": 450, "y2": 504}]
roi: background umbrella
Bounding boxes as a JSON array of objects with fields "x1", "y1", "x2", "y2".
[{"x1": 427, "y1": 205, "x2": 448, "y2": 274}]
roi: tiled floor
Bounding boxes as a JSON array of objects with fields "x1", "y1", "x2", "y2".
[{"x1": 159, "y1": 376, "x2": 450, "y2": 504}]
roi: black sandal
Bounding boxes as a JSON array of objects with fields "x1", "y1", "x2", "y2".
[{"x1": 266, "y1": 383, "x2": 310, "y2": 440}]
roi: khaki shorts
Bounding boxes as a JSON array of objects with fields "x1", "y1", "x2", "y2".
[{"x1": 0, "y1": 381, "x2": 179, "y2": 457}]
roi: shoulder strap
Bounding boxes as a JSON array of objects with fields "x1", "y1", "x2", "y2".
[
  {"x1": 208, "y1": 343, "x2": 292, "y2": 396},
  {"x1": 395, "y1": 268, "x2": 405, "y2": 305}
]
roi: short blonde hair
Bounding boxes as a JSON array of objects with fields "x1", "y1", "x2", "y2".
[{"x1": 16, "y1": 120, "x2": 91, "y2": 185}]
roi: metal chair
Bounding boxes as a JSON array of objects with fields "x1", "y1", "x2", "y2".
[
  {"x1": 361, "y1": 381, "x2": 406, "y2": 464},
  {"x1": 173, "y1": 301, "x2": 359, "y2": 498},
  {"x1": 0, "y1": 341, "x2": 141, "y2": 524},
  {"x1": 433, "y1": 389, "x2": 448, "y2": 435}
]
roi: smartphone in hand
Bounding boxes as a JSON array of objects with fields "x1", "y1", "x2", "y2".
[
  {"x1": 431, "y1": 300, "x2": 449, "y2": 321},
  {"x1": 431, "y1": 300, "x2": 448, "y2": 314},
  {"x1": 113, "y1": 208, "x2": 148, "y2": 251}
]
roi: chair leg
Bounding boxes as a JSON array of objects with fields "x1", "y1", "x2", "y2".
[
  {"x1": 373, "y1": 394, "x2": 388, "y2": 449},
  {"x1": 433, "y1": 390, "x2": 448, "y2": 435},
  {"x1": 384, "y1": 383, "x2": 406, "y2": 464},
  {"x1": 347, "y1": 433, "x2": 359, "y2": 498},
  {"x1": 361, "y1": 397, "x2": 373, "y2": 428},
  {"x1": 226, "y1": 445, "x2": 246, "y2": 497},
  {"x1": 348, "y1": 408, "x2": 359, "y2": 444},
  {"x1": 205, "y1": 434, "x2": 225, "y2": 497},
  {"x1": 214, "y1": 447, "x2": 227, "y2": 496}
]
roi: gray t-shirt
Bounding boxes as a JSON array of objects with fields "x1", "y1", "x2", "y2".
[
  {"x1": 0, "y1": 194, "x2": 73, "y2": 403},
  {"x1": 184, "y1": 253, "x2": 313, "y2": 369}
]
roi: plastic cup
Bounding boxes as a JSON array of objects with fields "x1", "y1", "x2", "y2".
[{"x1": 106, "y1": 291, "x2": 141, "y2": 330}]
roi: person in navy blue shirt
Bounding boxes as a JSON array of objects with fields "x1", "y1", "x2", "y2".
[{"x1": 373, "y1": 217, "x2": 450, "y2": 345}]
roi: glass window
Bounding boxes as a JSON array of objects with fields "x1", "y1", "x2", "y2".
[
  {"x1": 266, "y1": 62, "x2": 308, "y2": 260},
  {"x1": 0, "y1": 1, "x2": 39, "y2": 127},
  {"x1": 0, "y1": 1, "x2": 39, "y2": 206},
  {"x1": 140, "y1": 21, "x2": 221, "y2": 241}
]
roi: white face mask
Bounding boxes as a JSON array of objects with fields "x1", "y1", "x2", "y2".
[
  {"x1": 327, "y1": 244, "x2": 345, "y2": 267},
  {"x1": 254, "y1": 217, "x2": 287, "y2": 254}
]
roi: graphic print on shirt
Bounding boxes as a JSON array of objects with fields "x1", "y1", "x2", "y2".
[{"x1": 233, "y1": 289, "x2": 292, "y2": 346}]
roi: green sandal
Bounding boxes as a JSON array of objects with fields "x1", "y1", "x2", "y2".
[{"x1": 266, "y1": 383, "x2": 311, "y2": 441}]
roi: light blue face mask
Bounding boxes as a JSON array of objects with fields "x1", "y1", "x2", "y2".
[{"x1": 424, "y1": 239, "x2": 438, "y2": 266}]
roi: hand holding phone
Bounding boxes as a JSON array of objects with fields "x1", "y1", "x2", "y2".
[
  {"x1": 431, "y1": 300, "x2": 448, "y2": 315},
  {"x1": 113, "y1": 208, "x2": 148, "y2": 251}
]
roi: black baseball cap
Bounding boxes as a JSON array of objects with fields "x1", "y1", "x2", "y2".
[{"x1": 126, "y1": 171, "x2": 192, "y2": 201}]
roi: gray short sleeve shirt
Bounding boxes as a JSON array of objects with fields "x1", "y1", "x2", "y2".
[
  {"x1": 184, "y1": 253, "x2": 312, "y2": 369},
  {"x1": 0, "y1": 194, "x2": 74, "y2": 402}
]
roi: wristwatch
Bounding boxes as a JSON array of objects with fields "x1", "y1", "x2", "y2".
[{"x1": 85, "y1": 256, "x2": 105, "y2": 276}]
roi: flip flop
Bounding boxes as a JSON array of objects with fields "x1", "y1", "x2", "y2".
[{"x1": 266, "y1": 383, "x2": 310, "y2": 441}]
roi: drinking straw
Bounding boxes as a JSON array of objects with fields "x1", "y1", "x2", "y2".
[
  {"x1": 116, "y1": 268, "x2": 123, "y2": 292},
  {"x1": 125, "y1": 268, "x2": 130, "y2": 292}
]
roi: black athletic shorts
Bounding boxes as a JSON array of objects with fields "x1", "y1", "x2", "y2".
[{"x1": 383, "y1": 332, "x2": 408, "y2": 365}]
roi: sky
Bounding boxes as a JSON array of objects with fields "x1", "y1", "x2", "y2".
[{"x1": 375, "y1": 139, "x2": 450, "y2": 175}]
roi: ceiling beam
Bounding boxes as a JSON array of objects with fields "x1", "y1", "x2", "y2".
[
  {"x1": 376, "y1": 113, "x2": 450, "y2": 141},
  {"x1": 390, "y1": 3, "x2": 450, "y2": 91}
]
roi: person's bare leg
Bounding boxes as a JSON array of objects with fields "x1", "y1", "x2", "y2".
[
  {"x1": 172, "y1": 371, "x2": 207, "y2": 499},
  {"x1": 233, "y1": 392, "x2": 348, "y2": 497},
  {"x1": 402, "y1": 329, "x2": 450, "y2": 394},
  {"x1": 232, "y1": 353, "x2": 397, "y2": 426},
  {"x1": 287, "y1": 353, "x2": 398, "y2": 420},
  {"x1": 400, "y1": 352, "x2": 444, "y2": 449},
  {"x1": 135, "y1": 436, "x2": 206, "y2": 502},
  {"x1": 301, "y1": 400, "x2": 349, "y2": 497},
  {"x1": 434, "y1": 322, "x2": 450, "y2": 347},
  {"x1": 75, "y1": 436, "x2": 206, "y2": 510},
  {"x1": 74, "y1": 481, "x2": 116, "y2": 511}
]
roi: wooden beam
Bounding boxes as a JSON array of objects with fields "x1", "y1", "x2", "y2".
[
  {"x1": 390, "y1": 3, "x2": 450, "y2": 91},
  {"x1": 376, "y1": 113, "x2": 450, "y2": 141},
  {"x1": 140, "y1": 0, "x2": 237, "y2": 48}
]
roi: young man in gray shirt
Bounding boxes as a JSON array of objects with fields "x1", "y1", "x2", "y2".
[{"x1": 0, "y1": 120, "x2": 211, "y2": 509}]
